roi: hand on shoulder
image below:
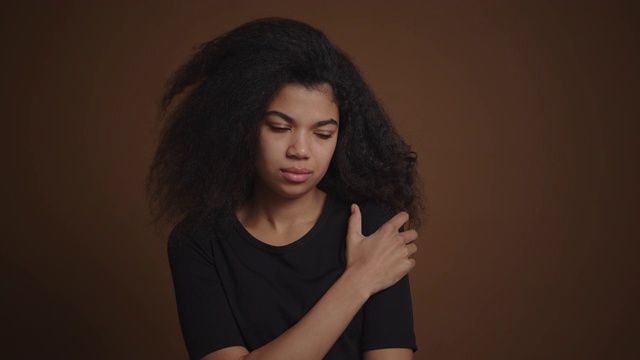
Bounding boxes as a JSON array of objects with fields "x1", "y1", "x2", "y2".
[{"x1": 344, "y1": 204, "x2": 418, "y2": 296}]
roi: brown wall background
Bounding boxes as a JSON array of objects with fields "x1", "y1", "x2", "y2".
[{"x1": 2, "y1": 2, "x2": 638, "y2": 359}]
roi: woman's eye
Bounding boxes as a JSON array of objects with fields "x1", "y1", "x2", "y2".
[
  {"x1": 315, "y1": 133, "x2": 333, "y2": 139},
  {"x1": 269, "y1": 125, "x2": 289, "y2": 132}
]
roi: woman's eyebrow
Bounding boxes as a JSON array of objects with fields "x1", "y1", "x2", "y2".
[
  {"x1": 265, "y1": 110, "x2": 295, "y2": 123},
  {"x1": 265, "y1": 110, "x2": 338, "y2": 127},
  {"x1": 316, "y1": 119, "x2": 338, "y2": 127}
]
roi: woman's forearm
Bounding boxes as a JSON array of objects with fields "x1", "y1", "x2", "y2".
[
  {"x1": 202, "y1": 268, "x2": 370, "y2": 360},
  {"x1": 242, "y1": 268, "x2": 370, "y2": 360}
]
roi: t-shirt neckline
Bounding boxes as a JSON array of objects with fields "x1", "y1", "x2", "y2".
[{"x1": 233, "y1": 194, "x2": 335, "y2": 254}]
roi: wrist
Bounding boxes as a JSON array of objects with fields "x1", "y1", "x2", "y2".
[{"x1": 340, "y1": 266, "x2": 374, "y2": 301}]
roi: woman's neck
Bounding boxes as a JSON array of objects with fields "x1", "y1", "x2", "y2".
[{"x1": 237, "y1": 187, "x2": 327, "y2": 240}]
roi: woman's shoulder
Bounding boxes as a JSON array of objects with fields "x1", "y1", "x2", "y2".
[
  {"x1": 167, "y1": 213, "x2": 225, "y2": 255},
  {"x1": 169, "y1": 215, "x2": 205, "y2": 243},
  {"x1": 325, "y1": 193, "x2": 397, "y2": 237},
  {"x1": 358, "y1": 200, "x2": 397, "y2": 236}
]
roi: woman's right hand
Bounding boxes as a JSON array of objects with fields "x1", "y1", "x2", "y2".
[{"x1": 344, "y1": 204, "x2": 418, "y2": 297}]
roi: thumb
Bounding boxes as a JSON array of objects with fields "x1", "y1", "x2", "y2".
[{"x1": 347, "y1": 204, "x2": 363, "y2": 240}]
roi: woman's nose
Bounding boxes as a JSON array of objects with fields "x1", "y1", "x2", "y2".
[{"x1": 286, "y1": 133, "x2": 310, "y2": 159}]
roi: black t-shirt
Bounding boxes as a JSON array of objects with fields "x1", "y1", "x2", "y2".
[{"x1": 168, "y1": 194, "x2": 416, "y2": 360}]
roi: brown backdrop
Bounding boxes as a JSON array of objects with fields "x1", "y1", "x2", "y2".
[{"x1": 2, "y1": 2, "x2": 638, "y2": 359}]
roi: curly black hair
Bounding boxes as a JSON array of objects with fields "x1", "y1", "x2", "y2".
[{"x1": 147, "y1": 17, "x2": 424, "y2": 230}]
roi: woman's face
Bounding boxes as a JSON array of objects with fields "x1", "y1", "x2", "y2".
[{"x1": 254, "y1": 83, "x2": 339, "y2": 201}]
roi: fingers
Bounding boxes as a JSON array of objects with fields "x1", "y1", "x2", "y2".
[
  {"x1": 406, "y1": 243, "x2": 418, "y2": 256},
  {"x1": 347, "y1": 204, "x2": 362, "y2": 238},
  {"x1": 385, "y1": 211, "x2": 410, "y2": 231},
  {"x1": 402, "y1": 229, "x2": 418, "y2": 244}
]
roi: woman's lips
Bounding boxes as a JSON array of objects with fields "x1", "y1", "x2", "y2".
[{"x1": 281, "y1": 168, "x2": 312, "y2": 183}]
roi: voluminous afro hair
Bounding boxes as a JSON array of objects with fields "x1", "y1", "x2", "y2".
[{"x1": 147, "y1": 17, "x2": 424, "y2": 229}]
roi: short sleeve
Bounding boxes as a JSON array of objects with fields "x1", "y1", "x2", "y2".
[
  {"x1": 167, "y1": 222, "x2": 245, "y2": 360},
  {"x1": 361, "y1": 275, "x2": 417, "y2": 352},
  {"x1": 359, "y1": 202, "x2": 418, "y2": 352}
]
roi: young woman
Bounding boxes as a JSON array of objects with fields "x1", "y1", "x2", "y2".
[{"x1": 148, "y1": 18, "x2": 423, "y2": 360}]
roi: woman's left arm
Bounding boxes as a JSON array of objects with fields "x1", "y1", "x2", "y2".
[
  {"x1": 364, "y1": 348, "x2": 413, "y2": 360},
  {"x1": 359, "y1": 202, "x2": 418, "y2": 357}
]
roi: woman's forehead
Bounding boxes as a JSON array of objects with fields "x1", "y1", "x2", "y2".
[{"x1": 265, "y1": 83, "x2": 339, "y2": 122}]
